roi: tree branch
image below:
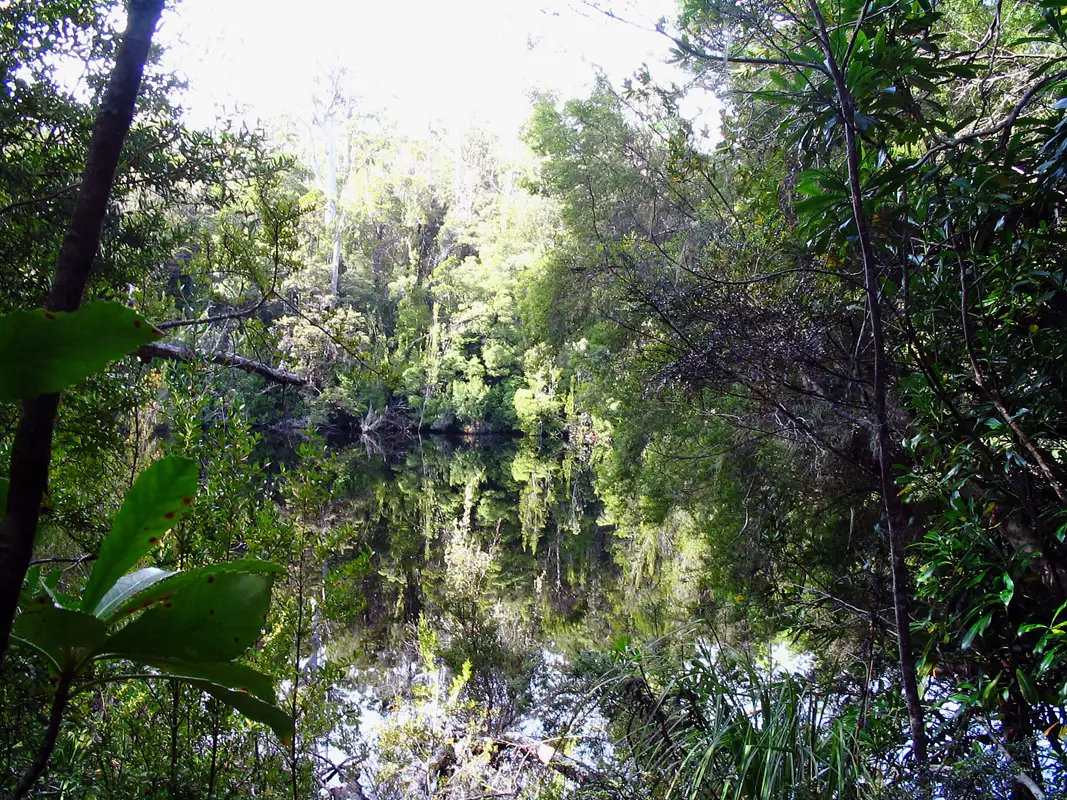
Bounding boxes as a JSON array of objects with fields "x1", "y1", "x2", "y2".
[
  {"x1": 917, "y1": 68, "x2": 1067, "y2": 166},
  {"x1": 10, "y1": 672, "x2": 73, "y2": 798},
  {"x1": 496, "y1": 732, "x2": 616, "y2": 789},
  {"x1": 0, "y1": 183, "x2": 80, "y2": 218},
  {"x1": 136, "y1": 342, "x2": 307, "y2": 387},
  {"x1": 806, "y1": 0, "x2": 928, "y2": 764},
  {"x1": 662, "y1": 28, "x2": 831, "y2": 77},
  {"x1": 156, "y1": 301, "x2": 270, "y2": 331}
]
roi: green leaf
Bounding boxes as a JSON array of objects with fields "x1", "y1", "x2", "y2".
[
  {"x1": 12, "y1": 603, "x2": 108, "y2": 672},
  {"x1": 18, "y1": 565, "x2": 42, "y2": 608},
  {"x1": 962, "y1": 612, "x2": 992, "y2": 650},
  {"x1": 93, "y1": 567, "x2": 175, "y2": 621},
  {"x1": 0, "y1": 476, "x2": 7, "y2": 513},
  {"x1": 980, "y1": 673, "x2": 1001, "y2": 707},
  {"x1": 103, "y1": 560, "x2": 285, "y2": 623},
  {"x1": 193, "y1": 681, "x2": 294, "y2": 743},
  {"x1": 118, "y1": 657, "x2": 277, "y2": 703},
  {"x1": 873, "y1": 26, "x2": 887, "y2": 59},
  {"x1": 96, "y1": 567, "x2": 280, "y2": 663},
  {"x1": 1016, "y1": 669, "x2": 1040, "y2": 705},
  {"x1": 81, "y1": 456, "x2": 199, "y2": 615},
  {"x1": 1000, "y1": 574, "x2": 1015, "y2": 608},
  {"x1": 0, "y1": 301, "x2": 162, "y2": 402}
]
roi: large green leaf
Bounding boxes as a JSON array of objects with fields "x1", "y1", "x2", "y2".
[
  {"x1": 193, "y1": 681, "x2": 294, "y2": 743},
  {"x1": 117, "y1": 657, "x2": 277, "y2": 703},
  {"x1": 0, "y1": 476, "x2": 8, "y2": 513},
  {"x1": 96, "y1": 569, "x2": 278, "y2": 663},
  {"x1": 0, "y1": 301, "x2": 162, "y2": 402},
  {"x1": 12, "y1": 603, "x2": 108, "y2": 672},
  {"x1": 102, "y1": 560, "x2": 285, "y2": 623},
  {"x1": 43, "y1": 567, "x2": 78, "y2": 609},
  {"x1": 18, "y1": 565, "x2": 42, "y2": 608},
  {"x1": 93, "y1": 567, "x2": 175, "y2": 621},
  {"x1": 81, "y1": 456, "x2": 199, "y2": 615}
]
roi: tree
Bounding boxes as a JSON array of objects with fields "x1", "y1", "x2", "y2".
[
  {"x1": 524, "y1": 0, "x2": 1067, "y2": 792},
  {"x1": 0, "y1": 0, "x2": 167, "y2": 664}
]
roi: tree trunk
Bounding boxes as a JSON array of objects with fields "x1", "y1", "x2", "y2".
[
  {"x1": 806, "y1": 0, "x2": 928, "y2": 764},
  {"x1": 324, "y1": 113, "x2": 341, "y2": 297},
  {"x1": 0, "y1": 0, "x2": 166, "y2": 664},
  {"x1": 1002, "y1": 685, "x2": 1041, "y2": 800},
  {"x1": 330, "y1": 214, "x2": 343, "y2": 296},
  {"x1": 10, "y1": 672, "x2": 73, "y2": 799}
]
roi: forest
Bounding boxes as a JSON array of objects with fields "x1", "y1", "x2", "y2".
[{"x1": 3, "y1": 0, "x2": 1067, "y2": 797}]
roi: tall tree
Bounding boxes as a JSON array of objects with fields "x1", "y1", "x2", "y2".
[
  {"x1": 0, "y1": 0, "x2": 166, "y2": 661},
  {"x1": 307, "y1": 67, "x2": 356, "y2": 297}
]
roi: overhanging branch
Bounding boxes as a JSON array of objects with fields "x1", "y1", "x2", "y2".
[{"x1": 137, "y1": 343, "x2": 307, "y2": 386}]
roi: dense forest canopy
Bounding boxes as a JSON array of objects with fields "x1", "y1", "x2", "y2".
[{"x1": 3, "y1": 0, "x2": 1067, "y2": 797}]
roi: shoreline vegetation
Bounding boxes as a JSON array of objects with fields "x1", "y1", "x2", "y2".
[{"x1": 3, "y1": 0, "x2": 1067, "y2": 797}]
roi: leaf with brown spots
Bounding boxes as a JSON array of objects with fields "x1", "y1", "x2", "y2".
[
  {"x1": 82, "y1": 456, "x2": 199, "y2": 616},
  {"x1": 95, "y1": 567, "x2": 280, "y2": 663},
  {"x1": 102, "y1": 560, "x2": 283, "y2": 623},
  {"x1": 92, "y1": 567, "x2": 176, "y2": 621},
  {"x1": 0, "y1": 301, "x2": 160, "y2": 401}
]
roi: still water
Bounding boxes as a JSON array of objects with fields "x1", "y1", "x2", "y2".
[{"x1": 311, "y1": 435, "x2": 704, "y2": 797}]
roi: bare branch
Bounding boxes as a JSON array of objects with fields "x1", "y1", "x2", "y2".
[
  {"x1": 137, "y1": 342, "x2": 307, "y2": 386},
  {"x1": 662, "y1": 27, "x2": 832, "y2": 77},
  {"x1": 917, "y1": 68, "x2": 1067, "y2": 166},
  {"x1": 0, "y1": 183, "x2": 80, "y2": 218}
]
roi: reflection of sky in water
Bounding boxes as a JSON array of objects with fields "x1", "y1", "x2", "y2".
[{"x1": 316, "y1": 649, "x2": 611, "y2": 795}]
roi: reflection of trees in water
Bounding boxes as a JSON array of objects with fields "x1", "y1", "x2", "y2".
[
  {"x1": 335, "y1": 436, "x2": 607, "y2": 657},
  {"x1": 317, "y1": 436, "x2": 706, "y2": 797}
]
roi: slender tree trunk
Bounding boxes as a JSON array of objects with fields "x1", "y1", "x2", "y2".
[
  {"x1": 208, "y1": 700, "x2": 220, "y2": 798},
  {"x1": 1002, "y1": 688, "x2": 1041, "y2": 800},
  {"x1": 169, "y1": 680, "x2": 181, "y2": 799},
  {"x1": 330, "y1": 214, "x2": 343, "y2": 296},
  {"x1": 0, "y1": 0, "x2": 166, "y2": 663},
  {"x1": 324, "y1": 115, "x2": 341, "y2": 297},
  {"x1": 290, "y1": 533, "x2": 306, "y2": 800},
  {"x1": 806, "y1": 0, "x2": 928, "y2": 764},
  {"x1": 10, "y1": 673, "x2": 73, "y2": 799}
]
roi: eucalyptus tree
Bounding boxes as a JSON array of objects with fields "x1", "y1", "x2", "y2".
[{"x1": 306, "y1": 67, "x2": 358, "y2": 298}]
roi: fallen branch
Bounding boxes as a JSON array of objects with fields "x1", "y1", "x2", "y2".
[
  {"x1": 137, "y1": 342, "x2": 307, "y2": 386},
  {"x1": 496, "y1": 732, "x2": 615, "y2": 789}
]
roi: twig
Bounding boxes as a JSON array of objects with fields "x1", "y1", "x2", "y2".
[{"x1": 0, "y1": 184, "x2": 80, "y2": 218}]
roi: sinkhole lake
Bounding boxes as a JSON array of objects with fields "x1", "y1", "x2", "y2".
[{"x1": 307, "y1": 434, "x2": 709, "y2": 785}]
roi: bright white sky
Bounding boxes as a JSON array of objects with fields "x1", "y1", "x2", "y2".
[{"x1": 155, "y1": 0, "x2": 712, "y2": 142}]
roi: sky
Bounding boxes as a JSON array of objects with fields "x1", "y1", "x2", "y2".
[{"x1": 155, "y1": 0, "x2": 713, "y2": 142}]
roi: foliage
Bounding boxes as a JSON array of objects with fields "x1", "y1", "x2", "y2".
[
  {"x1": 583, "y1": 637, "x2": 867, "y2": 799},
  {"x1": 10, "y1": 0, "x2": 1067, "y2": 796},
  {"x1": 9, "y1": 455, "x2": 291, "y2": 796}
]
